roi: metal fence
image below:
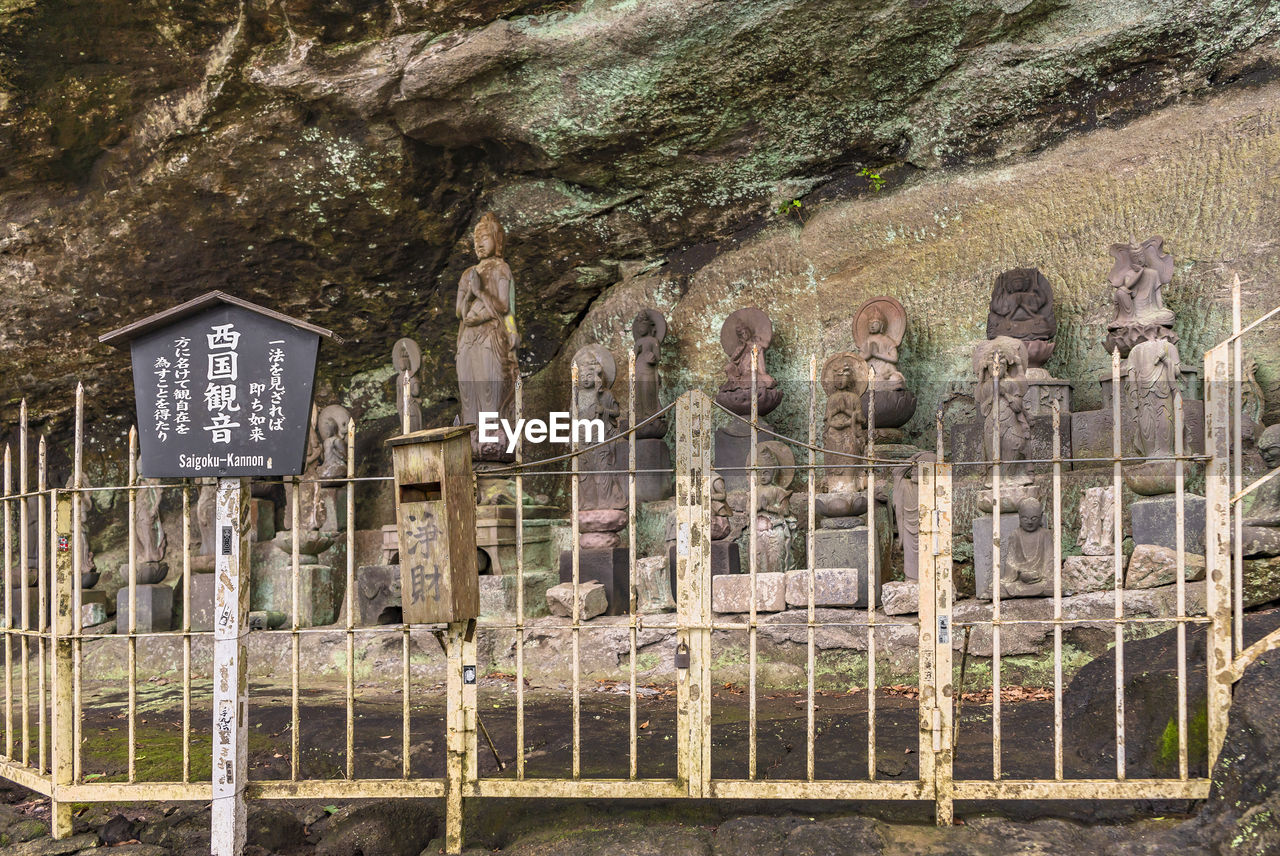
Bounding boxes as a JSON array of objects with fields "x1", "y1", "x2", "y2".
[{"x1": 1, "y1": 287, "x2": 1278, "y2": 856}]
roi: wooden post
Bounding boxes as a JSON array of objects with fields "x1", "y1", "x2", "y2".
[
  {"x1": 50, "y1": 491, "x2": 74, "y2": 838},
  {"x1": 444, "y1": 619, "x2": 477, "y2": 854},
  {"x1": 675, "y1": 390, "x2": 713, "y2": 798},
  {"x1": 212, "y1": 478, "x2": 250, "y2": 856},
  {"x1": 1203, "y1": 345, "x2": 1233, "y2": 768}
]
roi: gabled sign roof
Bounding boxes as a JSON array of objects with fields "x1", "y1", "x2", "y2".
[{"x1": 99, "y1": 290, "x2": 341, "y2": 348}]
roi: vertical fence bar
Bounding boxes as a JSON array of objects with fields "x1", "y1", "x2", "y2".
[
  {"x1": 627, "y1": 349, "x2": 639, "y2": 781},
  {"x1": 1051, "y1": 402, "x2": 1063, "y2": 781},
  {"x1": 675, "y1": 390, "x2": 712, "y2": 798},
  {"x1": 917, "y1": 460, "x2": 939, "y2": 810},
  {"x1": 990, "y1": 355, "x2": 1002, "y2": 781},
  {"x1": 36, "y1": 437, "x2": 46, "y2": 775},
  {"x1": 747, "y1": 345, "x2": 759, "y2": 782},
  {"x1": 1203, "y1": 344, "x2": 1233, "y2": 767},
  {"x1": 19, "y1": 401, "x2": 29, "y2": 768},
  {"x1": 347, "y1": 417, "x2": 359, "y2": 781},
  {"x1": 1111, "y1": 349, "x2": 1125, "y2": 779},
  {"x1": 181, "y1": 480, "x2": 191, "y2": 783},
  {"x1": 290, "y1": 477, "x2": 300, "y2": 781},
  {"x1": 866, "y1": 377, "x2": 877, "y2": 780},
  {"x1": 934, "y1": 462, "x2": 955, "y2": 825},
  {"x1": 1231, "y1": 276, "x2": 1244, "y2": 656},
  {"x1": 805, "y1": 355, "x2": 817, "y2": 783},
  {"x1": 2, "y1": 445, "x2": 10, "y2": 762},
  {"x1": 127, "y1": 427, "x2": 137, "y2": 783},
  {"x1": 1174, "y1": 388, "x2": 1188, "y2": 779},
  {"x1": 514, "y1": 376, "x2": 526, "y2": 781},
  {"x1": 50, "y1": 491, "x2": 73, "y2": 838},
  {"x1": 569, "y1": 361, "x2": 581, "y2": 781},
  {"x1": 72, "y1": 386, "x2": 83, "y2": 784},
  {"x1": 211, "y1": 477, "x2": 250, "y2": 856}
]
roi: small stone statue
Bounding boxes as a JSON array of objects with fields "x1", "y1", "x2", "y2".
[
  {"x1": 1105, "y1": 236, "x2": 1177, "y2": 358},
  {"x1": 573, "y1": 344, "x2": 628, "y2": 514},
  {"x1": 1123, "y1": 338, "x2": 1182, "y2": 496},
  {"x1": 631, "y1": 309, "x2": 668, "y2": 438},
  {"x1": 853, "y1": 296, "x2": 917, "y2": 431},
  {"x1": 752, "y1": 441, "x2": 797, "y2": 574},
  {"x1": 974, "y1": 336, "x2": 1034, "y2": 488},
  {"x1": 891, "y1": 452, "x2": 935, "y2": 582},
  {"x1": 711, "y1": 470, "x2": 735, "y2": 541},
  {"x1": 1076, "y1": 486, "x2": 1115, "y2": 556},
  {"x1": 67, "y1": 475, "x2": 97, "y2": 587},
  {"x1": 456, "y1": 212, "x2": 520, "y2": 461},
  {"x1": 1241, "y1": 424, "x2": 1280, "y2": 558},
  {"x1": 816, "y1": 352, "x2": 871, "y2": 522},
  {"x1": 195, "y1": 478, "x2": 217, "y2": 557},
  {"x1": 987, "y1": 267, "x2": 1056, "y2": 373},
  {"x1": 317, "y1": 404, "x2": 352, "y2": 483},
  {"x1": 715, "y1": 308, "x2": 783, "y2": 417},
  {"x1": 392, "y1": 338, "x2": 423, "y2": 433},
  {"x1": 1000, "y1": 497, "x2": 1053, "y2": 598},
  {"x1": 822, "y1": 352, "x2": 869, "y2": 494}
]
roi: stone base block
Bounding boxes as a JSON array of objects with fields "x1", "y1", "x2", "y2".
[
  {"x1": 784, "y1": 567, "x2": 878, "y2": 608},
  {"x1": 559, "y1": 548, "x2": 630, "y2": 615},
  {"x1": 251, "y1": 562, "x2": 340, "y2": 627},
  {"x1": 250, "y1": 497, "x2": 276, "y2": 543},
  {"x1": 973, "y1": 514, "x2": 1018, "y2": 600},
  {"x1": 183, "y1": 573, "x2": 217, "y2": 632},
  {"x1": 116, "y1": 584, "x2": 173, "y2": 634},
  {"x1": 354, "y1": 564, "x2": 402, "y2": 626},
  {"x1": 881, "y1": 581, "x2": 919, "y2": 616},
  {"x1": 1061, "y1": 555, "x2": 1116, "y2": 596},
  {"x1": 546, "y1": 581, "x2": 608, "y2": 620},
  {"x1": 7, "y1": 588, "x2": 44, "y2": 630},
  {"x1": 1126, "y1": 544, "x2": 1206, "y2": 589},
  {"x1": 1131, "y1": 495, "x2": 1205, "y2": 553},
  {"x1": 668, "y1": 540, "x2": 740, "y2": 582},
  {"x1": 477, "y1": 516, "x2": 556, "y2": 576},
  {"x1": 479, "y1": 571, "x2": 557, "y2": 619},
  {"x1": 1070, "y1": 402, "x2": 1204, "y2": 464},
  {"x1": 712, "y1": 572, "x2": 786, "y2": 614},
  {"x1": 635, "y1": 556, "x2": 675, "y2": 613},
  {"x1": 636, "y1": 438, "x2": 674, "y2": 502},
  {"x1": 80, "y1": 601, "x2": 108, "y2": 629},
  {"x1": 812, "y1": 506, "x2": 891, "y2": 574}
]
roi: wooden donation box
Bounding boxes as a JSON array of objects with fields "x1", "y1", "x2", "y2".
[{"x1": 388, "y1": 426, "x2": 479, "y2": 624}]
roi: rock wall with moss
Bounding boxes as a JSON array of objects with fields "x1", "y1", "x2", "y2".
[{"x1": 1, "y1": 0, "x2": 1279, "y2": 482}]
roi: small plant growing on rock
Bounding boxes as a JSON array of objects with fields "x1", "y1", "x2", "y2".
[
  {"x1": 775, "y1": 198, "x2": 804, "y2": 223},
  {"x1": 859, "y1": 167, "x2": 886, "y2": 192}
]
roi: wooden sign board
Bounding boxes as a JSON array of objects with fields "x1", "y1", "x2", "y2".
[
  {"x1": 101, "y1": 292, "x2": 337, "y2": 478},
  {"x1": 388, "y1": 426, "x2": 479, "y2": 624}
]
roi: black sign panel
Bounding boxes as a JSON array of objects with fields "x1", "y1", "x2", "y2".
[{"x1": 128, "y1": 304, "x2": 320, "y2": 478}]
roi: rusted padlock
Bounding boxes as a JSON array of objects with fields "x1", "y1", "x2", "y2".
[{"x1": 674, "y1": 641, "x2": 690, "y2": 670}]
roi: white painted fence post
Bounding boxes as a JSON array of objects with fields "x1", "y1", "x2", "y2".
[{"x1": 212, "y1": 477, "x2": 250, "y2": 856}]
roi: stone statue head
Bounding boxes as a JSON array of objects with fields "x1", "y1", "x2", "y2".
[
  {"x1": 757, "y1": 445, "x2": 778, "y2": 486},
  {"x1": 633, "y1": 313, "x2": 653, "y2": 338},
  {"x1": 1017, "y1": 496, "x2": 1043, "y2": 532},
  {"x1": 473, "y1": 212, "x2": 505, "y2": 260},
  {"x1": 577, "y1": 355, "x2": 602, "y2": 390},
  {"x1": 867, "y1": 311, "x2": 885, "y2": 335},
  {"x1": 1260, "y1": 425, "x2": 1280, "y2": 469},
  {"x1": 572, "y1": 344, "x2": 616, "y2": 392}
]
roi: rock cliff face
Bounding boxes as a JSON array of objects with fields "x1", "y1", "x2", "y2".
[{"x1": 1, "y1": 0, "x2": 1279, "y2": 466}]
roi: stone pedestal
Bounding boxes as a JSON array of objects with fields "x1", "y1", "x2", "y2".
[
  {"x1": 1024, "y1": 377, "x2": 1071, "y2": 418},
  {"x1": 249, "y1": 497, "x2": 276, "y2": 543},
  {"x1": 1131, "y1": 495, "x2": 1205, "y2": 553},
  {"x1": 668, "y1": 540, "x2": 740, "y2": 582},
  {"x1": 559, "y1": 548, "x2": 630, "y2": 616},
  {"x1": 80, "y1": 590, "x2": 109, "y2": 628},
  {"x1": 715, "y1": 420, "x2": 772, "y2": 492},
  {"x1": 635, "y1": 438, "x2": 674, "y2": 502},
  {"x1": 184, "y1": 573, "x2": 217, "y2": 632},
  {"x1": 881, "y1": 580, "x2": 919, "y2": 615},
  {"x1": 354, "y1": 564, "x2": 402, "y2": 626},
  {"x1": 476, "y1": 507, "x2": 557, "y2": 575},
  {"x1": 784, "y1": 567, "x2": 879, "y2": 608},
  {"x1": 116, "y1": 584, "x2": 173, "y2": 634},
  {"x1": 546, "y1": 581, "x2": 608, "y2": 620},
  {"x1": 251, "y1": 561, "x2": 340, "y2": 627},
  {"x1": 479, "y1": 571, "x2": 557, "y2": 619},
  {"x1": 712, "y1": 572, "x2": 787, "y2": 613},
  {"x1": 812, "y1": 512, "x2": 891, "y2": 576},
  {"x1": 973, "y1": 513, "x2": 1018, "y2": 600}
]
